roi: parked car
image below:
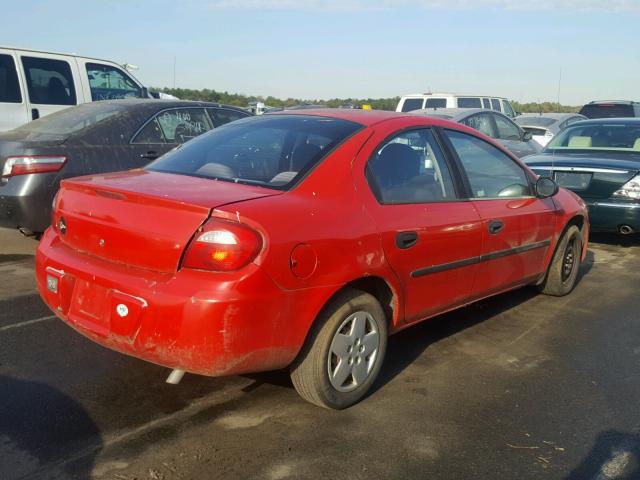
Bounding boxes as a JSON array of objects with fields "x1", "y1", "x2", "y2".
[
  {"x1": 579, "y1": 101, "x2": 640, "y2": 119},
  {"x1": 0, "y1": 99, "x2": 251, "y2": 234},
  {"x1": 397, "y1": 93, "x2": 517, "y2": 118},
  {"x1": 36, "y1": 110, "x2": 588, "y2": 409},
  {"x1": 524, "y1": 118, "x2": 640, "y2": 234},
  {"x1": 515, "y1": 113, "x2": 587, "y2": 147},
  {"x1": 0, "y1": 46, "x2": 150, "y2": 132},
  {"x1": 412, "y1": 108, "x2": 542, "y2": 158}
]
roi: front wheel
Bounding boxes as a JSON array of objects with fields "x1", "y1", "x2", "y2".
[
  {"x1": 290, "y1": 289, "x2": 388, "y2": 409},
  {"x1": 539, "y1": 225, "x2": 583, "y2": 296}
]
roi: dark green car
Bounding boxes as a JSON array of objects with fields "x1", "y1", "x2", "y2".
[{"x1": 524, "y1": 118, "x2": 640, "y2": 234}]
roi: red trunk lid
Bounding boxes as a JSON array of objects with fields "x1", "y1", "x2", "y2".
[{"x1": 54, "y1": 170, "x2": 281, "y2": 273}]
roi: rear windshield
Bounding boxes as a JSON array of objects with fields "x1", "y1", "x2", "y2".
[
  {"x1": 579, "y1": 104, "x2": 635, "y2": 119},
  {"x1": 401, "y1": 98, "x2": 424, "y2": 112},
  {"x1": 14, "y1": 103, "x2": 125, "y2": 134},
  {"x1": 546, "y1": 123, "x2": 640, "y2": 154},
  {"x1": 515, "y1": 116, "x2": 556, "y2": 127},
  {"x1": 146, "y1": 115, "x2": 362, "y2": 190}
]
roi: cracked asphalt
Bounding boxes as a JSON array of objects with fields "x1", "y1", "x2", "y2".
[{"x1": 2, "y1": 226, "x2": 640, "y2": 480}]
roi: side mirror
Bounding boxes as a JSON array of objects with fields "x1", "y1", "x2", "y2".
[
  {"x1": 522, "y1": 130, "x2": 533, "y2": 141},
  {"x1": 535, "y1": 176, "x2": 559, "y2": 198}
]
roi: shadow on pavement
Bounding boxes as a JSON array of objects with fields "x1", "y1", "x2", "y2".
[
  {"x1": 566, "y1": 430, "x2": 640, "y2": 479},
  {"x1": 0, "y1": 375, "x2": 102, "y2": 480}
]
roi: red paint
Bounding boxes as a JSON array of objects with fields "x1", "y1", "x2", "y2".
[{"x1": 36, "y1": 111, "x2": 588, "y2": 378}]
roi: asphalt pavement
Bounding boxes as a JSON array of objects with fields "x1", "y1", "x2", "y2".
[{"x1": 2, "y1": 226, "x2": 640, "y2": 480}]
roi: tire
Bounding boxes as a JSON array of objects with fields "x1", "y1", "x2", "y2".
[
  {"x1": 290, "y1": 289, "x2": 388, "y2": 409},
  {"x1": 539, "y1": 225, "x2": 582, "y2": 296}
]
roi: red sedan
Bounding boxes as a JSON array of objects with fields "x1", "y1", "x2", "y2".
[{"x1": 36, "y1": 110, "x2": 588, "y2": 409}]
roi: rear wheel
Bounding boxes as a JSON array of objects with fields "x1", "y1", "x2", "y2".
[
  {"x1": 539, "y1": 225, "x2": 582, "y2": 296},
  {"x1": 290, "y1": 289, "x2": 387, "y2": 409}
]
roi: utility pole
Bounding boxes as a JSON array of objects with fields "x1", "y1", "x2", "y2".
[{"x1": 173, "y1": 56, "x2": 176, "y2": 89}]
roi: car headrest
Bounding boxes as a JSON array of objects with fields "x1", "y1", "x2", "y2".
[
  {"x1": 195, "y1": 163, "x2": 235, "y2": 178},
  {"x1": 633, "y1": 138, "x2": 640, "y2": 151},
  {"x1": 369, "y1": 143, "x2": 420, "y2": 188},
  {"x1": 568, "y1": 136, "x2": 592, "y2": 148}
]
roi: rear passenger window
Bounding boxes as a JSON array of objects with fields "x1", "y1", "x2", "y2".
[
  {"x1": 462, "y1": 113, "x2": 495, "y2": 137},
  {"x1": 446, "y1": 130, "x2": 530, "y2": 198},
  {"x1": 401, "y1": 98, "x2": 424, "y2": 112},
  {"x1": 366, "y1": 129, "x2": 456, "y2": 204},
  {"x1": 457, "y1": 97, "x2": 482, "y2": 108},
  {"x1": 491, "y1": 99, "x2": 501, "y2": 111},
  {"x1": 0, "y1": 54, "x2": 21, "y2": 103},
  {"x1": 156, "y1": 108, "x2": 213, "y2": 144},
  {"x1": 85, "y1": 63, "x2": 141, "y2": 101},
  {"x1": 482, "y1": 98, "x2": 490, "y2": 109},
  {"x1": 208, "y1": 108, "x2": 250, "y2": 127},
  {"x1": 21, "y1": 56, "x2": 76, "y2": 105}
]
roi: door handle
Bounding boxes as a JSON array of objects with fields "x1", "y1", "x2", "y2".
[
  {"x1": 396, "y1": 231, "x2": 418, "y2": 249},
  {"x1": 488, "y1": 220, "x2": 504, "y2": 235},
  {"x1": 31, "y1": 108, "x2": 39, "y2": 120},
  {"x1": 139, "y1": 151, "x2": 159, "y2": 160}
]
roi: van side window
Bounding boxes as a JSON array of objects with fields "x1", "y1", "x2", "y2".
[
  {"x1": 401, "y1": 98, "x2": 424, "y2": 112},
  {"x1": 502, "y1": 100, "x2": 516, "y2": 118},
  {"x1": 85, "y1": 63, "x2": 141, "y2": 101},
  {"x1": 458, "y1": 97, "x2": 482, "y2": 108},
  {"x1": 21, "y1": 57, "x2": 77, "y2": 105},
  {"x1": 425, "y1": 98, "x2": 446, "y2": 109},
  {"x1": 491, "y1": 98, "x2": 501, "y2": 111},
  {"x1": 0, "y1": 54, "x2": 21, "y2": 103}
]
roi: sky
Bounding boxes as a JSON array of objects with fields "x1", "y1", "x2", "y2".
[{"x1": 2, "y1": 0, "x2": 639, "y2": 105}]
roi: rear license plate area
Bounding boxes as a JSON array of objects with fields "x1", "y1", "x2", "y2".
[
  {"x1": 68, "y1": 280, "x2": 110, "y2": 336},
  {"x1": 554, "y1": 172, "x2": 592, "y2": 190}
]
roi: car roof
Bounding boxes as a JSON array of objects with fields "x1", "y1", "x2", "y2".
[
  {"x1": 567, "y1": 117, "x2": 640, "y2": 126},
  {"x1": 402, "y1": 93, "x2": 507, "y2": 99},
  {"x1": 409, "y1": 107, "x2": 505, "y2": 121},
  {"x1": 517, "y1": 113, "x2": 581, "y2": 121},
  {"x1": 72, "y1": 99, "x2": 249, "y2": 114},
  {"x1": 585, "y1": 100, "x2": 640, "y2": 105},
  {"x1": 269, "y1": 108, "x2": 425, "y2": 127}
]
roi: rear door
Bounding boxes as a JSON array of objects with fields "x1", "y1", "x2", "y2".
[
  {"x1": 0, "y1": 50, "x2": 28, "y2": 131},
  {"x1": 19, "y1": 53, "x2": 82, "y2": 121},
  {"x1": 357, "y1": 126, "x2": 483, "y2": 324},
  {"x1": 443, "y1": 129, "x2": 556, "y2": 297}
]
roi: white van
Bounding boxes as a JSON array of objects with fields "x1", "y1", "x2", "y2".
[
  {"x1": 0, "y1": 47, "x2": 148, "y2": 131},
  {"x1": 396, "y1": 93, "x2": 517, "y2": 118}
]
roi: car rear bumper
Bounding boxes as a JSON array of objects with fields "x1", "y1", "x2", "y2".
[
  {"x1": 586, "y1": 199, "x2": 640, "y2": 233},
  {"x1": 0, "y1": 174, "x2": 57, "y2": 232},
  {"x1": 36, "y1": 228, "x2": 329, "y2": 376}
]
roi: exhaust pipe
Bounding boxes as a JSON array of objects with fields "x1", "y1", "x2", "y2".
[
  {"x1": 619, "y1": 225, "x2": 634, "y2": 235},
  {"x1": 166, "y1": 369, "x2": 185, "y2": 384}
]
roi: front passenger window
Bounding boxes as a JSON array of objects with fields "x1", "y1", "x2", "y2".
[
  {"x1": 366, "y1": 129, "x2": 456, "y2": 204},
  {"x1": 446, "y1": 130, "x2": 531, "y2": 198}
]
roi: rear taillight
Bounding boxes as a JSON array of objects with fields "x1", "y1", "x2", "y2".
[
  {"x1": 2, "y1": 155, "x2": 67, "y2": 178},
  {"x1": 182, "y1": 218, "x2": 262, "y2": 271}
]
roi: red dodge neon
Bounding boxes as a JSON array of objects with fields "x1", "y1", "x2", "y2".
[{"x1": 36, "y1": 110, "x2": 588, "y2": 409}]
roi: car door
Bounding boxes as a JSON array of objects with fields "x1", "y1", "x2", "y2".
[
  {"x1": 19, "y1": 54, "x2": 81, "y2": 122},
  {"x1": 0, "y1": 50, "x2": 29, "y2": 131},
  {"x1": 443, "y1": 129, "x2": 557, "y2": 297},
  {"x1": 356, "y1": 126, "x2": 483, "y2": 324},
  {"x1": 130, "y1": 107, "x2": 215, "y2": 164}
]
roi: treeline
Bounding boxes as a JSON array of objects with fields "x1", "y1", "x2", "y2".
[{"x1": 155, "y1": 87, "x2": 579, "y2": 113}]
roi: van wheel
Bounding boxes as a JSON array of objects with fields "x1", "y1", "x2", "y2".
[
  {"x1": 290, "y1": 289, "x2": 387, "y2": 409},
  {"x1": 539, "y1": 225, "x2": 582, "y2": 296}
]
